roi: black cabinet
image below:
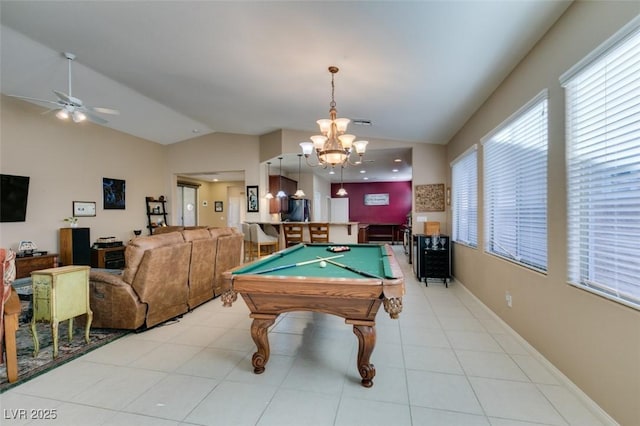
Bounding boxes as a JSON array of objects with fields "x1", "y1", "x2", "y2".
[
  {"x1": 423, "y1": 235, "x2": 451, "y2": 287},
  {"x1": 59, "y1": 227, "x2": 91, "y2": 266},
  {"x1": 414, "y1": 234, "x2": 451, "y2": 286}
]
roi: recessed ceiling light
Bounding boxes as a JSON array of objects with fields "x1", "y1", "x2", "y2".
[
  {"x1": 329, "y1": 170, "x2": 335, "y2": 175},
  {"x1": 394, "y1": 158, "x2": 402, "y2": 163},
  {"x1": 359, "y1": 170, "x2": 366, "y2": 173},
  {"x1": 363, "y1": 177, "x2": 369, "y2": 180},
  {"x1": 392, "y1": 169, "x2": 399, "y2": 173}
]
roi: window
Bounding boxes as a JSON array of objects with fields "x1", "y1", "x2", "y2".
[
  {"x1": 482, "y1": 92, "x2": 548, "y2": 271},
  {"x1": 451, "y1": 145, "x2": 478, "y2": 247},
  {"x1": 562, "y1": 19, "x2": 640, "y2": 309}
]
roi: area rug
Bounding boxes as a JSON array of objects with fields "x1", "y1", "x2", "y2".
[{"x1": 0, "y1": 301, "x2": 128, "y2": 392}]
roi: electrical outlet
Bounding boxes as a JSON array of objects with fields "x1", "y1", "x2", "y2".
[{"x1": 505, "y1": 291, "x2": 513, "y2": 308}]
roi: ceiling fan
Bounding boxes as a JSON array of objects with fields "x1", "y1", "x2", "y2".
[{"x1": 9, "y1": 52, "x2": 119, "y2": 124}]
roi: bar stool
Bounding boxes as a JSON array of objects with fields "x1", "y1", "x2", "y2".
[
  {"x1": 308, "y1": 223, "x2": 330, "y2": 243},
  {"x1": 250, "y1": 224, "x2": 279, "y2": 258},
  {"x1": 282, "y1": 223, "x2": 305, "y2": 247},
  {"x1": 242, "y1": 223, "x2": 254, "y2": 261}
]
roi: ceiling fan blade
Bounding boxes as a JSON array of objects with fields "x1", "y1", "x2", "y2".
[
  {"x1": 53, "y1": 90, "x2": 72, "y2": 103},
  {"x1": 40, "y1": 108, "x2": 58, "y2": 116},
  {"x1": 8, "y1": 94, "x2": 61, "y2": 107},
  {"x1": 87, "y1": 106, "x2": 120, "y2": 115},
  {"x1": 85, "y1": 112, "x2": 109, "y2": 125}
]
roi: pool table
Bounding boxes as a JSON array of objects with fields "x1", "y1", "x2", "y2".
[{"x1": 221, "y1": 243, "x2": 405, "y2": 387}]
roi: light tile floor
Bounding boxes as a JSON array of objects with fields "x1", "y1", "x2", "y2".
[{"x1": 0, "y1": 246, "x2": 611, "y2": 425}]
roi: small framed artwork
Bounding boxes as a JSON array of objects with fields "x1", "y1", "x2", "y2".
[
  {"x1": 214, "y1": 201, "x2": 223, "y2": 212},
  {"x1": 103, "y1": 177, "x2": 126, "y2": 209},
  {"x1": 364, "y1": 193, "x2": 389, "y2": 206},
  {"x1": 246, "y1": 185, "x2": 259, "y2": 212},
  {"x1": 73, "y1": 201, "x2": 96, "y2": 217}
]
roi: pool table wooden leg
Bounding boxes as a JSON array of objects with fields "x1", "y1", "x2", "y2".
[
  {"x1": 249, "y1": 313, "x2": 277, "y2": 374},
  {"x1": 351, "y1": 322, "x2": 376, "y2": 388}
]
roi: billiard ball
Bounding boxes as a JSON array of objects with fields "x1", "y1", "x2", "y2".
[{"x1": 319, "y1": 261, "x2": 327, "y2": 268}]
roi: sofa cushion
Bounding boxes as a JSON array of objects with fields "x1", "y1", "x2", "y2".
[
  {"x1": 182, "y1": 228, "x2": 211, "y2": 242},
  {"x1": 122, "y1": 232, "x2": 186, "y2": 283}
]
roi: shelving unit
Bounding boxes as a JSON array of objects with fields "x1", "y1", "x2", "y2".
[{"x1": 145, "y1": 197, "x2": 168, "y2": 234}]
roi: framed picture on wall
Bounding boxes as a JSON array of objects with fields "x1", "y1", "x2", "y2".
[
  {"x1": 214, "y1": 201, "x2": 223, "y2": 212},
  {"x1": 103, "y1": 177, "x2": 126, "y2": 209},
  {"x1": 246, "y1": 185, "x2": 259, "y2": 212},
  {"x1": 415, "y1": 183, "x2": 445, "y2": 212},
  {"x1": 73, "y1": 201, "x2": 96, "y2": 217}
]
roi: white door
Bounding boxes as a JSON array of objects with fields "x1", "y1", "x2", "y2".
[
  {"x1": 227, "y1": 186, "x2": 243, "y2": 232},
  {"x1": 178, "y1": 184, "x2": 197, "y2": 226}
]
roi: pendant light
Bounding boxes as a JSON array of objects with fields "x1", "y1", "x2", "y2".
[
  {"x1": 294, "y1": 154, "x2": 305, "y2": 198},
  {"x1": 336, "y1": 166, "x2": 348, "y2": 196},
  {"x1": 265, "y1": 161, "x2": 274, "y2": 199},
  {"x1": 276, "y1": 157, "x2": 286, "y2": 198}
]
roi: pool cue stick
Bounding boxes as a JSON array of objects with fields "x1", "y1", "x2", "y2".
[
  {"x1": 316, "y1": 256, "x2": 383, "y2": 279},
  {"x1": 254, "y1": 254, "x2": 344, "y2": 274}
]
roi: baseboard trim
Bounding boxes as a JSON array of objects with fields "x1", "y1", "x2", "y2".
[{"x1": 453, "y1": 278, "x2": 619, "y2": 426}]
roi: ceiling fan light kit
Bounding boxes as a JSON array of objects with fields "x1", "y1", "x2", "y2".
[
  {"x1": 300, "y1": 66, "x2": 368, "y2": 170},
  {"x1": 9, "y1": 51, "x2": 119, "y2": 125}
]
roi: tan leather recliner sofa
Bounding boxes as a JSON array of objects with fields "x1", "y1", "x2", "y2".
[
  {"x1": 89, "y1": 227, "x2": 243, "y2": 330},
  {"x1": 209, "y1": 227, "x2": 243, "y2": 297}
]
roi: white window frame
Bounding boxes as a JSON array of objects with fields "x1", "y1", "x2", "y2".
[
  {"x1": 482, "y1": 91, "x2": 549, "y2": 272},
  {"x1": 451, "y1": 145, "x2": 478, "y2": 248},
  {"x1": 561, "y1": 16, "x2": 640, "y2": 310}
]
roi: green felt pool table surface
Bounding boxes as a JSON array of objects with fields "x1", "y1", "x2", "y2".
[{"x1": 231, "y1": 243, "x2": 396, "y2": 280}]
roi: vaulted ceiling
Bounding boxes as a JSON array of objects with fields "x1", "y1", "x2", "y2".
[{"x1": 0, "y1": 1, "x2": 571, "y2": 182}]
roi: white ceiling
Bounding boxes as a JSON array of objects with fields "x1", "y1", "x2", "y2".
[{"x1": 0, "y1": 1, "x2": 571, "y2": 183}]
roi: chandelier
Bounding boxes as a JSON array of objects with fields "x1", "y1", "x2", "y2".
[{"x1": 300, "y1": 66, "x2": 368, "y2": 169}]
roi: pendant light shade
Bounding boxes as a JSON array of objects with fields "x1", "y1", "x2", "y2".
[
  {"x1": 336, "y1": 166, "x2": 348, "y2": 196},
  {"x1": 265, "y1": 161, "x2": 274, "y2": 199},
  {"x1": 294, "y1": 154, "x2": 305, "y2": 198},
  {"x1": 276, "y1": 157, "x2": 286, "y2": 198}
]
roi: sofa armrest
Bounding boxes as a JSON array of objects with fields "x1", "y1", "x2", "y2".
[{"x1": 89, "y1": 270, "x2": 147, "y2": 329}]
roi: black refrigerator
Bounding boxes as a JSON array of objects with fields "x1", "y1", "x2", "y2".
[{"x1": 284, "y1": 199, "x2": 310, "y2": 222}]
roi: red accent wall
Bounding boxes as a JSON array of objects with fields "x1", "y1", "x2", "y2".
[{"x1": 331, "y1": 181, "x2": 412, "y2": 224}]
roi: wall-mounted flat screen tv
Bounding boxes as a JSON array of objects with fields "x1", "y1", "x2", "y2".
[{"x1": 0, "y1": 174, "x2": 30, "y2": 222}]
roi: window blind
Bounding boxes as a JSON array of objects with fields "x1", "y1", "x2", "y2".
[
  {"x1": 483, "y1": 93, "x2": 548, "y2": 271},
  {"x1": 564, "y1": 25, "x2": 640, "y2": 309},
  {"x1": 451, "y1": 146, "x2": 478, "y2": 247}
]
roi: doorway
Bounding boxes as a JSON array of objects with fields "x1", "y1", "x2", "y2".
[
  {"x1": 177, "y1": 183, "x2": 198, "y2": 226},
  {"x1": 227, "y1": 185, "x2": 244, "y2": 232}
]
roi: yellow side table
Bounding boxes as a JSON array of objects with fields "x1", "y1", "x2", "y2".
[{"x1": 30, "y1": 265, "x2": 93, "y2": 358}]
